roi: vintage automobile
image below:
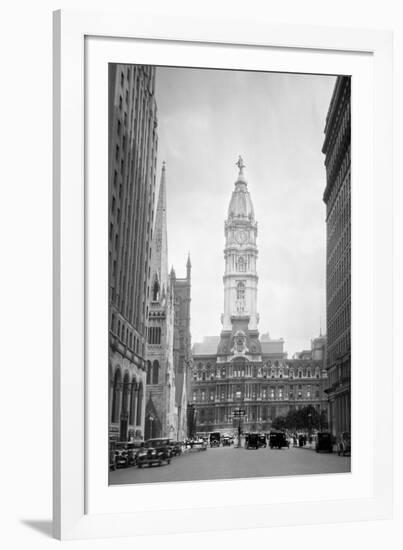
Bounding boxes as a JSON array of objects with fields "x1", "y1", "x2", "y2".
[
  {"x1": 245, "y1": 432, "x2": 260, "y2": 449},
  {"x1": 315, "y1": 431, "x2": 334, "y2": 453},
  {"x1": 337, "y1": 432, "x2": 351, "y2": 456},
  {"x1": 137, "y1": 446, "x2": 171, "y2": 467},
  {"x1": 145, "y1": 438, "x2": 174, "y2": 458},
  {"x1": 258, "y1": 434, "x2": 267, "y2": 448},
  {"x1": 268, "y1": 431, "x2": 289, "y2": 449},
  {"x1": 114, "y1": 441, "x2": 138, "y2": 468},
  {"x1": 209, "y1": 432, "x2": 221, "y2": 447},
  {"x1": 191, "y1": 437, "x2": 207, "y2": 450},
  {"x1": 170, "y1": 441, "x2": 183, "y2": 456},
  {"x1": 222, "y1": 435, "x2": 231, "y2": 447}
]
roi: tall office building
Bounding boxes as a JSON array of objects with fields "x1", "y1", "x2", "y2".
[
  {"x1": 322, "y1": 76, "x2": 351, "y2": 437},
  {"x1": 108, "y1": 64, "x2": 158, "y2": 443}
]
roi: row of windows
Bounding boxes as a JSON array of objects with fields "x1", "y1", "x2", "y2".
[
  {"x1": 148, "y1": 326, "x2": 161, "y2": 345},
  {"x1": 327, "y1": 277, "x2": 351, "y2": 328},
  {"x1": 194, "y1": 369, "x2": 321, "y2": 381},
  {"x1": 110, "y1": 313, "x2": 143, "y2": 356},
  {"x1": 109, "y1": 67, "x2": 157, "y2": 330},
  {"x1": 327, "y1": 245, "x2": 351, "y2": 299},
  {"x1": 326, "y1": 145, "x2": 350, "y2": 218},
  {"x1": 146, "y1": 360, "x2": 160, "y2": 385},
  {"x1": 328, "y1": 330, "x2": 351, "y2": 364},
  {"x1": 192, "y1": 384, "x2": 321, "y2": 402},
  {"x1": 328, "y1": 302, "x2": 350, "y2": 344},
  {"x1": 325, "y1": 91, "x2": 350, "y2": 187},
  {"x1": 110, "y1": 369, "x2": 143, "y2": 425}
]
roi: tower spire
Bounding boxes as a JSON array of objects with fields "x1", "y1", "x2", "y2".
[
  {"x1": 186, "y1": 252, "x2": 192, "y2": 280},
  {"x1": 150, "y1": 162, "x2": 169, "y2": 298}
]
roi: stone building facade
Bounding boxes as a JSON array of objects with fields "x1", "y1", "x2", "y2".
[
  {"x1": 191, "y1": 158, "x2": 328, "y2": 435},
  {"x1": 192, "y1": 335, "x2": 327, "y2": 434},
  {"x1": 144, "y1": 163, "x2": 178, "y2": 440},
  {"x1": 322, "y1": 76, "x2": 351, "y2": 437},
  {"x1": 108, "y1": 64, "x2": 158, "y2": 443}
]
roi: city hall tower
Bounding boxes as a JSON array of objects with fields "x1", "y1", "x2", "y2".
[{"x1": 218, "y1": 156, "x2": 261, "y2": 361}]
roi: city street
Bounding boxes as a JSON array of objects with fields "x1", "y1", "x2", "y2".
[{"x1": 109, "y1": 445, "x2": 350, "y2": 485}]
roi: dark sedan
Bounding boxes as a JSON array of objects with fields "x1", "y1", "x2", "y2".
[
  {"x1": 137, "y1": 447, "x2": 171, "y2": 468},
  {"x1": 315, "y1": 432, "x2": 333, "y2": 453}
]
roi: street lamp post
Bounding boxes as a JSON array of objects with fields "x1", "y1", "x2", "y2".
[
  {"x1": 147, "y1": 412, "x2": 154, "y2": 439},
  {"x1": 235, "y1": 389, "x2": 244, "y2": 448}
]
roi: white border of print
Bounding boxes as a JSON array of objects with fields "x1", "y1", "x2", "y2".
[
  {"x1": 87, "y1": 38, "x2": 371, "y2": 514},
  {"x1": 53, "y1": 10, "x2": 393, "y2": 540}
]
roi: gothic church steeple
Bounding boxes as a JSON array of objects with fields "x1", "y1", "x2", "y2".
[{"x1": 150, "y1": 161, "x2": 169, "y2": 301}]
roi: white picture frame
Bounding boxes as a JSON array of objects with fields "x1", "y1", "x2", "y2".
[{"x1": 53, "y1": 9, "x2": 393, "y2": 540}]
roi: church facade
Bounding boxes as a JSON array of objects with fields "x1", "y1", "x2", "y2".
[
  {"x1": 191, "y1": 158, "x2": 328, "y2": 435},
  {"x1": 144, "y1": 163, "x2": 191, "y2": 441}
]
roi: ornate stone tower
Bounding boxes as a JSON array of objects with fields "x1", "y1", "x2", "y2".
[
  {"x1": 145, "y1": 162, "x2": 177, "y2": 440},
  {"x1": 218, "y1": 156, "x2": 261, "y2": 361}
]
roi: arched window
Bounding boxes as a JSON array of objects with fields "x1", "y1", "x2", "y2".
[
  {"x1": 111, "y1": 369, "x2": 122, "y2": 423},
  {"x1": 152, "y1": 278, "x2": 160, "y2": 301},
  {"x1": 129, "y1": 380, "x2": 137, "y2": 425},
  {"x1": 121, "y1": 373, "x2": 130, "y2": 416},
  {"x1": 146, "y1": 360, "x2": 152, "y2": 384},
  {"x1": 136, "y1": 383, "x2": 143, "y2": 426},
  {"x1": 152, "y1": 360, "x2": 159, "y2": 384}
]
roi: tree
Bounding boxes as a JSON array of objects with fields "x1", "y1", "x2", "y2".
[
  {"x1": 284, "y1": 405, "x2": 324, "y2": 432},
  {"x1": 272, "y1": 416, "x2": 287, "y2": 431}
]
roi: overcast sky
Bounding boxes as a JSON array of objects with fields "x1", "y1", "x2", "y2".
[{"x1": 154, "y1": 67, "x2": 336, "y2": 357}]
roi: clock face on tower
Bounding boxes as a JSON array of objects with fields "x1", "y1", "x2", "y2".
[{"x1": 235, "y1": 230, "x2": 247, "y2": 244}]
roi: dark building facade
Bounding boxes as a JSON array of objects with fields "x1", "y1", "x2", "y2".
[
  {"x1": 322, "y1": 76, "x2": 351, "y2": 437},
  {"x1": 191, "y1": 159, "x2": 328, "y2": 435},
  {"x1": 108, "y1": 64, "x2": 158, "y2": 442},
  {"x1": 172, "y1": 255, "x2": 192, "y2": 440}
]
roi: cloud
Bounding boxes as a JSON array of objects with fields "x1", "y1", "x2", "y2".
[{"x1": 155, "y1": 67, "x2": 335, "y2": 355}]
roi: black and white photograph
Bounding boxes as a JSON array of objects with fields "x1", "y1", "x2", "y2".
[{"x1": 108, "y1": 64, "x2": 351, "y2": 485}]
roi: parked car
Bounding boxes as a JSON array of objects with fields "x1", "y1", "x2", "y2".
[
  {"x1": 170, "y1": 441, "x2": 183, "y2": 456},
  {"x1": 245, "y1": 432, "x2": 260, "y2": 449},
  {"x1": 193, "y1": 438, "x2": 207, "y2": 450},
  {"x1": 114, "y1": 441, "x2": 135, "y2": 468},
  {"x1": 315, "y1": 432, "x2": 333, "y2": 453},
  {"x1": 268, "y1": 431, "x2": 289, "y2": 449},
  {"x1": 137, "y1": 446, "x2": 171, "y2": 468},
  {"x1": 209, "y1": 432, "x2": 221, "y2": 447},
  {"x1": 258, "y1": 434, "x2": 267, "y2": 448},
  {"x1": 145, "y1": 438, "x2": 174, "y2": 458},
  {"x1": 337, "y1": 432, "x2": 351, "y2": 456}
]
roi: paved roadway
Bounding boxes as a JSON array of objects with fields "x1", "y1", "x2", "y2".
[{"x1": 109, "y1": 445, "x2": 350, "y2": 485}]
